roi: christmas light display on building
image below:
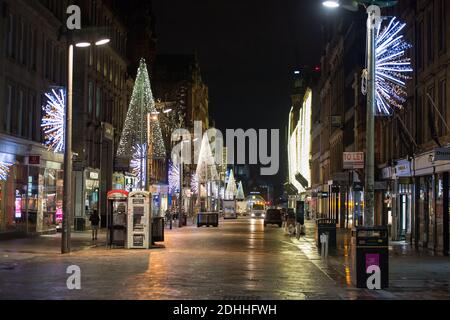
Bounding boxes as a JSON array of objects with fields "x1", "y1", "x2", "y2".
[
  {"x1": 41, "y1": 88, "x2": 66, "y2": 153},
  {"x1": 0, "y1": 161, "x2": 13, "y2": 181},
  {"x1": 191, "y1": 173, "x2": 199, "y2": 195},
  {"x1": 168, "y1": 161, "x2": 180, "y2": 194},
  {"x1": 130, "y1": 143, "x2": 147, "y2": 187},
  {"x1": 375, "y1": 17, "x2": 413, "y2": 115}
]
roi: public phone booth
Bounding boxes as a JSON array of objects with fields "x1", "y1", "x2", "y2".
[
  {"x1": 107, "y1": 190, "x2": 129, "y2": 248},
  {"x1": 127, "y1": 191, "x2": 151, "y2": 249}
]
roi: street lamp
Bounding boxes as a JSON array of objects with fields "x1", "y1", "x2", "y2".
[
  {"x1": 61, "y1": 34, "x2": 110, "y2": 254},
  {"x1": 322, "y1": 0, "x2": 397, "y2": 226}
]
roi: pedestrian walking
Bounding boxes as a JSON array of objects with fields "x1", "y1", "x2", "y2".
[{"x1": 89, "y1": 209, "x2": 100, "y2": 241}]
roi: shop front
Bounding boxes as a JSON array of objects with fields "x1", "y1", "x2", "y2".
[
  {"x1": 149, "y1": 184, "x2": 169, "y2": 218},
  {"x1": 0, "y1": 135, "x2": 64, "y2": 237},
  {"x1": 73, "y1": 168, "x2": 100, "y2": 231},
  {"x1": 413, "y1": 150, "x2": 450, "y2": 255}
]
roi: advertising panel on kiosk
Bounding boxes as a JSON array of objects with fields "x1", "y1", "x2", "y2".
[
  {"x1": 127, "y1": 191, "x2": 151, "y2": 249},
  {"x1": 107, "y1": 190, "x2": 129, "y2": 248}
]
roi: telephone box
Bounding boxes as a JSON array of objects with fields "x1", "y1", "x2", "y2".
[
  {"x1": 127, "y1": 191, "x2": 151, "y2": 249},
  {"x1": 107, "y1": 190, "x2": 129, "y2": 248}
]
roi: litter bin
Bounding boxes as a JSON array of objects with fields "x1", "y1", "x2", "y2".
[
  {"x1": 152, "y1": 217, "x2": 165, "y2": 243},
  {"x1": 197, "y1": 212, "x2": 219, "y2": 227},
  {"x1": 353, "y1": 226, "x2": 389, "y2": 289},
  {"x1": 315, "y1": 218, "x2": 336, "y2": 249}
]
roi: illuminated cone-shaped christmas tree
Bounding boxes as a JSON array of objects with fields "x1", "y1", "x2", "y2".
[
  {"x1": 117, "y1": 58, "x2": 166, "y2": 186},
  {"x1": 225, "y1": 169, "x2": 237, "y2": 200},
  {"x1": 236, "y1": 181, "x2": 245, "y2": 200},
  {"x1": 195, "y1": 134, "x2": 219, "y2": 183}
]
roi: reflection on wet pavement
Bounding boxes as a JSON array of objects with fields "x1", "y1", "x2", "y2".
[{"x1": 0, "y1": 218, "x2": 449, "y2": 300}]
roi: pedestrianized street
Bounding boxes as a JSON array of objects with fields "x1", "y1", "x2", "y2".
[{"x1": 1, "y1": 218, "x2": 449, "y2": 300}]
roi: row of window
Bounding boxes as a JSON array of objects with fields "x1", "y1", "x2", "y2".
[
  {"x1": 3, "y1": 82, "x2": 41, "y2": 142},
  {"x1": 4, "y1": 11, "x2": 67, "y2": 84},
  {"x1": 89, "y1": 1, "x2": 127, "y2": 57},
  {"x1": 88, "y1": 47, "x2": 126, "y2": 90},
  {"x1": 416, "y1": 0, "x2": 447, "y2": 70}
]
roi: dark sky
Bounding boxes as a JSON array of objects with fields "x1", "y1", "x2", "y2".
[{"x1": 152, "y1": 0, "x2": 323, "y2": 187}]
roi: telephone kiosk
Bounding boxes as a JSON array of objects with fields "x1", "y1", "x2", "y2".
[
  {"x1": 127, "y1": 191, "x2": 151, "y2": 249},
  {"x1": 107, "y1": 190, "x2": 129, "y2": 248}
]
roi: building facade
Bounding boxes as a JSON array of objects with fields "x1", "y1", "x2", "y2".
[
  {"x1": 303, "y1": 0, "x2": 449, "y2": 256},
  {"x1": 378, "y1": 0, "x2": 450, "y2": 255},
  {"x1": 0, "y1": 0, "x2": 69, "y2": 236}
]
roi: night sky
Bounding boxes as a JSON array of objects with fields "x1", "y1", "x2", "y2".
[{"x1": 152, "y1": 0, "x2": 324, "y2": 187}]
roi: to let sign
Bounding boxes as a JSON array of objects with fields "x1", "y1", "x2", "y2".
[{"x1": 343, "y1": 152, "x2": 364, "y2": 169}]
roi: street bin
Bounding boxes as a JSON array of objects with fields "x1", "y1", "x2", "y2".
[
  {"x1": 152, "y1": 217, "x2": 165, "y2": 243},
  {"x1": 315, "y1": 218, "x2": 336, "y2": 249},
  {"x1": 197, "y1": 212, "x2": 219, "y2": 227},
  {"x1": 353, "y1": 226, "x2": 389, "y2": 289}
]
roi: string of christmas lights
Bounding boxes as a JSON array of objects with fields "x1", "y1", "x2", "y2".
[
  {"x1": 0, "y1": 160, "x2": 13, "y2": 181},
  {"x1": 130, "y1": 143, "x2": 147, "y2": 186},
  {"x1": 41, "y1": 88, "x2": 66, "y2": 153},
  {"x1": 168, "y1": 161, "x2": 180, "y2": 194},
  {"x1": 117, "y1": 58, "x2": 166, "y2": 160},
  {"x1": 191, "y1": 172, "x2": 199, "y2": 195},
  {"x1": 375, "y1": 17, "x2": 413, "y2": 115}
]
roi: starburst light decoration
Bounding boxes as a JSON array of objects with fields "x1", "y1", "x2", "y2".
[
  {"x1": 0, "y1": 161, "x2": 13, "y2": 181},
  {"x1": 375, "y1": 17, "x2": 413, "y2": 115},
  {"x1": 41, "y1": 88, "x2": 66, "y2": 153}
]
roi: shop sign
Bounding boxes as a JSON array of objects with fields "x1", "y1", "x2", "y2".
[
  {"x1": 433, "y1": 148, "x2": 450, "y2": 161},
  {"x1": 28, "y1": 155, "x2": 40, "y2": 166},
  {"x1": 318, "y1": 192, "x2": 329, "y2": 198},
  {"x1": 395, "y1": 161, "x2": 411, "y2": 177},
  {"x1": 89, "y1": 172, "x2": 99, "y2": 180},
  {"x1": 343, "y1": 152, "x2": 364, "y2": 169},
  {"x1": 103, "y1": 123, "x2": 114, "y2": 141}
]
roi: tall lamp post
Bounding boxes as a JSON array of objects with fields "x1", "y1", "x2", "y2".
[
  {"x1": 322, "y1": 0, "x2": 397, "y2": 226},
  {"x1": 61, "y1": 36, "x2": 110, "y2": 254}
]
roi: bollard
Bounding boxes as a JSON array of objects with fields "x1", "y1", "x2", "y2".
[{"x1": 320, "y1": 233, "x2": 329, "y2": 258}]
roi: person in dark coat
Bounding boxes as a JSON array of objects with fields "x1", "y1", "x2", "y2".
[{"x1": 89, "y1": 210, "x2": 100, "y2": 240}]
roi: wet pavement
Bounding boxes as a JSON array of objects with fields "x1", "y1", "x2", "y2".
[{"x1": 0, "y1": 218, "x2": 449, "y2": 300}]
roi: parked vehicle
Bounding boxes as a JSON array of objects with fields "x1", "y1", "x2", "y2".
[{"x1": 264, "y1": 209, "x2": 282, "y2": 227}]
